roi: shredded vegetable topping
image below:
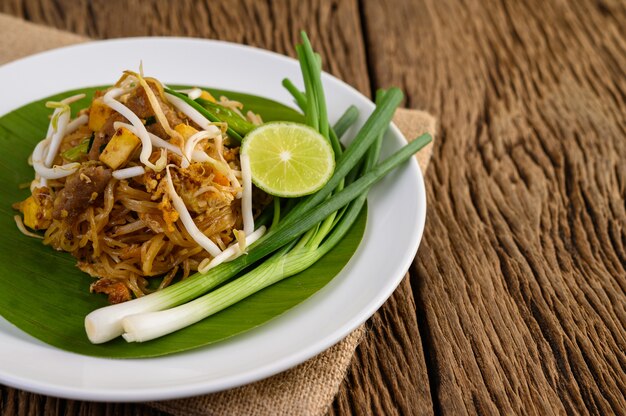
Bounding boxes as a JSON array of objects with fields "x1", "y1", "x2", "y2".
[
  {"x1": 165, "y1": 92, "x2": 213, "y2": 131},
  {"x1": 198, "y1": 225, "x2": 266, "y2": 273},
  {"x1": 14, "y1": 71, "x2": 269, "y2": 305},
  {"x1": 14, "y1": 215, "x2": 44, "y2": 239},
  {"x1": 164, "y1": 165, "x2": 223, "y2": 257},
  {"x1": 240, "y1": 153, "x2": 254, "y2": 235},
  {"x1": 103, "y1": 86, "x2": 166, "y2": 172},
  {"x1": 32, "y1": 138, "x2": 80, "y2": 179},
  {"x1": 112, "y1": 166, "x2": 146, "y2": 180}
]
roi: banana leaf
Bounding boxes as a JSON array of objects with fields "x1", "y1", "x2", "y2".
[{"x1": 0, "y1": 87, "x2": 366, "y2": 358}]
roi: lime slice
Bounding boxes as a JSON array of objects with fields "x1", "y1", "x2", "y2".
[{"x1": 241, "y1": 122, "x2": 335, "y2": 197}]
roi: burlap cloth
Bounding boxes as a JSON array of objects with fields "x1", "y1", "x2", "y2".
[{"x1": 0, "y1": 14, "x2": 435, "y2": 416}]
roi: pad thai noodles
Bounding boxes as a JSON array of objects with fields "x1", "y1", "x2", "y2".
[{"x1": 13, "y1": 71, "x2": 269, "y2": 304}]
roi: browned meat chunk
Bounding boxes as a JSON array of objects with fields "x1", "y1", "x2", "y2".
[
  {"x1": 125, "y1": 80, "x2": 183, "y2": 138},
  {"x1": 124, "y1": 82, "x2": 153, "y2": 120},
  {"x1": 52, "y1": 164, "x2": 112, "y2": 220},
  {"x1": 89, "y1": 278, "x2": 132, "y2": 304}
]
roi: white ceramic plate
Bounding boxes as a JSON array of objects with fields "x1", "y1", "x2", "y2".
[{"x1": 0, "y1": 37, "x2": 426, "y2": 402}]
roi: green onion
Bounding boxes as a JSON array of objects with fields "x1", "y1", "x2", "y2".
[
  {"x1": 61, "y1": 137, "x2": 91, "y2": 161},
  {"x1": 333, "y1": 105, "x2": 359, "y2": 139},
  {"x1": 299, "y1": 35, "x2": 329, "y2": 140},
  {"x1": 121, "y1": 133, "x2": 431, "y2": 342},
  {"x1": 164, "y1": 88, "x2": 243, "y2": 143},
  {"x1": 281, "y1": 78, "x2": 307, "y2": 110},
  {"x1": 296, "y1": 44, "x2": 319, "y2": 131},
  {"x1": 196, "y1": 98, "x2": 256, "y2": 135}
]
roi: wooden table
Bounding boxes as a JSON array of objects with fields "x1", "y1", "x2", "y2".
[{"x1": 1, "y1": 1, "x2": 624, "y2": 414}]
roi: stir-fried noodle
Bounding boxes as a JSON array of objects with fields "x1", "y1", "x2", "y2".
[{"x1": 14, "y1": 72, "x2": 266, "y2": 303}]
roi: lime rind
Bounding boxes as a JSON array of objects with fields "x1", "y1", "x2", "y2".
[{"x1": 241, "y1": 122, "x2": 335, "y2": 197}]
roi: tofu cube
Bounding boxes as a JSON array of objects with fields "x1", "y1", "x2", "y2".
[
  {"x1": 99, "y1": 127, "x2": 141, "y2": 170},
  {"x1": 88, "y1": 98, "x2": 113, "y2": 132},
  {"x1": 22, "y1": 195, "x2": 51, "y2": 230}
]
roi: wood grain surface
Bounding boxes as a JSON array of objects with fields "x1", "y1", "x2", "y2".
[
  {"x1": 1, "y1": 0, "x2": 625, "y2": 415},
  {"x1": 362, "y1": 0, "x2": 626, "y2": 414}
]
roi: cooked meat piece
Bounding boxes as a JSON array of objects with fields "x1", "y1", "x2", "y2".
[
  {"x1": 125, "y1": 80, "x2": 183, "y2": 138},
  {"x1": 52, "y1": 164, "x2": 112, "y2": 220},
  {"x1": 88, "y1": 112, "x2": 126, "y2": 160},
  {"x1": 89, "y1": 278, "x2": 132, "y2": 304},
  {"x1": 125, "y1": 85, "x2": 152, "y2": 120}
]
